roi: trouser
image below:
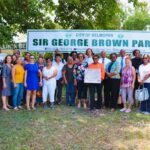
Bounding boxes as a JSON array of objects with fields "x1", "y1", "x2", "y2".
[
  {"x1": 133, "y1": 74, "x2": 140, "y2": 104},
  {"x1": 105, "y1": 78, "x2": 120, "y2": 109},
  {"x1": 77, "y1": 80, "x2": 87, "y2": 100},
  {"x1": 13, "y1": 83, "x2": 24, "y2": 108},
  {"x1": 55, "y1": 78, "x2": 63, "y2": 102},
  {"x1": 102, "y1": 79, "x2": 107, "y2": 106},
  {"x1": 66, "y1": 82, "x2": 75, "y2": 105},
  {"x1": 121, "y1": 87, "x2": 134, "y2": 105},
  {"x1": 23, "y1": 86, "x2": 27, "y2": 104},
  {"x1": 89, "y1": 83, "x2": 102, "y2": 110},
  {"x1": 140, "y1": 83, "x2": 150, "y2": 113},
  {"x1": 43, "y1": 83, "x2": 56, "y2": 103}
]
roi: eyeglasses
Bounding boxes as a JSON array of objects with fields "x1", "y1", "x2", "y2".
[
  {"x1": 30, "y1": 57, "x2": 35, "y2": 59},
  {"x1": 93, "y1": 58, "x2": 98, "y2": 60}
]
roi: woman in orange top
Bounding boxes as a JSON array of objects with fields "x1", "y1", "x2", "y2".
[{"x1": 12, "y1": 57, "x2": 25, "y2": 111}]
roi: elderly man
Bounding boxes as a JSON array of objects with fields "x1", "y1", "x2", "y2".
[
  {"x1": 117, "y1": 49, "x2": 126, "y2": 73},
  {"x1": 52, "y1": 54, "x2": 64, "y2": 105},
  {"x1": 99, "y1": 51, "x2": 111, "y2": 108},
  {"x1": 99, "y1": 51, "x2": 111, "y2": 68}
]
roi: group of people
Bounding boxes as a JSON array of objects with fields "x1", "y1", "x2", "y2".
[{"x1": 0, "y1": 48, "x2": 150, "y2": 115}]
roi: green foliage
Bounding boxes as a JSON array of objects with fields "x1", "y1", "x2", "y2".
[
  {"x1": 0, "y1": 0, "x2": 56, "y2": 46},
  {"x1": 123, "y1": 2, "x2": 150, "y2": 30},
  {"x1": 128, "y1": 0, "x2": 139, "y2": 6},
  {"x1": 21, "y1": 52, "x2": 53, "y2": 60},
  {"x1": 44, "y1": 52, "x2": 53, "y2": 59},
  {"x1": 55, "y1": 0, "x2": 124, "y2": 29},
  {"x1": 0, "y1": 0, "x2": 142, "y2": 46},
  {"x1": 22, "y1": 51, "x2": 40, "y2": 60}
]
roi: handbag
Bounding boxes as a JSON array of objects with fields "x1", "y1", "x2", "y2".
[{"x1": 135, "y1": 86, "x2": 149, "y2": 102}]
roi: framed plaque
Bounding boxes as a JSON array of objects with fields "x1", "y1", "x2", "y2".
[{"x1": 84, "y1": 69, "x2": 101, "y2": 83}]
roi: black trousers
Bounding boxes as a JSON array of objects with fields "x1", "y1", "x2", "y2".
[
  {"x1": 104, "y1": 78, "x2": 120, "y2": 109},
  {"x1": 77, "y1": 80, "x2": 87, "y2": 99},
  {"x1": 89, "y1": 83, "x2": 102, "y2": 110},
  {"x1": 133, "y1": 74, "x2": 139, "y2": 99},
  {"x1": 55, "y1": 78, "x2": 63, "y2": 103}
]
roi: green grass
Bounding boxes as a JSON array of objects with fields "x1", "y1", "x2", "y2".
[{"x1": 0, "y1": 105, "x2": 150, "y2": 150}]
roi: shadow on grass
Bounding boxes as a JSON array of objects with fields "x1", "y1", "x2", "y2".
[{"x1": 0, "y1": 105, "x2": 149, "y2": 150}]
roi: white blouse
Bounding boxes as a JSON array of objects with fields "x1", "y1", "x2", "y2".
[
  {"x1": 139, "y1": 63, "x2": 150, "y2": 83},
  {"x1": 42, "y1": 66, "x2": 56, "y2": 85}
]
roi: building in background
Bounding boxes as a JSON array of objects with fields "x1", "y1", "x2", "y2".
[{"x1": 1, "y1": 33, "x2": 27, "y2": 54}]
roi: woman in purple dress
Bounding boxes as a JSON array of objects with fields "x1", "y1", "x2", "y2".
[{"x1": 24, "y1": 55, "x2": 42, "y2": 110}]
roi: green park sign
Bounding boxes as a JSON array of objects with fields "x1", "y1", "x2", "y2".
[{"x1": 27, "y1": 30, "x2": 150, "y2": 53}]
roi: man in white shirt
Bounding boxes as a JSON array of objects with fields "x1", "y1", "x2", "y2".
[
  {"x1": 99, "y1": 51, "x2": 111, "y2": 68},
  {"x1": 52, "y1": 54, "x2": 64, "y2": 104},
  {"x1": 117, "y1": 49, "x2": 126, "y2": 72},
  {"x1": 116, "y1": 49, "x2": 126, "y2": 108},
  {"x1": 52, "y1": 49, "x2": 66, "y2": 64},
  {"x1": 98, "y1": 51, "x2": 110, "y2": 108}
]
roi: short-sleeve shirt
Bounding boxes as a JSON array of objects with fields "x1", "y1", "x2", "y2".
[
  {"x1": 52, "y1": 62, "x2": 64, "y2": 80},
  {"x1": 139, "y1": 63, "x2": 150, "y2": 83},
  {"x1": 2, "y1": 64, "x2": 12, "y2": 96},
  {"x1": 14, "y1": 64, "x2": 25, "y2": 83},
  {"x1": 73, "y1": 62, "x2": 88, "y2": 81},
  {"x1": 42, "y1": 66, "x2": 56, "y2": 85},
  {"x1": 62, "y1": 64, "x2": 74, "y2": 83},
  {"x1": 106, "y1": 61, "x2": 121, "y2": 79}
]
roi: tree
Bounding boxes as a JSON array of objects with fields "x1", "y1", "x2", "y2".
[
  {"x1": 123, "y1": 2, "x2": 150, "y2": 30},
  {"x1": 0, "y1": 0, "x2": 55, "y2": 46},
  {"x1": 0, "y1": 0, "x2": 140, "y2": 46},
  {"x1": 54, "y1": 0, "x2": 137, "y2": 30}
]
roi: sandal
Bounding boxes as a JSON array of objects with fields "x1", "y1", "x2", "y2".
[
  {"x1": 3, "y1": 107, "x2": 10, "y2": 111},
  {"x1": 7, "y1": 105, "x2": 13, "y2": 109},
  {"x1": 31, "y1": 107, "x2": 36, "y2": 110},
  {"x1": 27, "y1": 107, "x2": 31, "y2": 111}
]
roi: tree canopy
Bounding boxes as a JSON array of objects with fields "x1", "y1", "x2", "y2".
[
  {"x1": 0, "y1": 0, "x2": 55, "y2": 46},
  {"x1": 0, "y1": 0, "x2": 148, "y2": 46},
  {"x1": 55, "y1": 0, "x2": 123, "y2": 29},
  {"x1": 123, "y1": 2, "x2": 150, "y2": 30}
]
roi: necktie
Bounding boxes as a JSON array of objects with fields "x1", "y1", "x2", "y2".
[
  {"x1": 102, "y1": 58, "x2": 105, "y2": 64},
  {"x1": 121, "y1": 57, "x2": 124, "y2": 71}
]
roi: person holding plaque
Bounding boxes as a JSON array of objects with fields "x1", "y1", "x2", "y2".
[{"x1": 87, "y1": 55, "x2": 105, "y2": 115}]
